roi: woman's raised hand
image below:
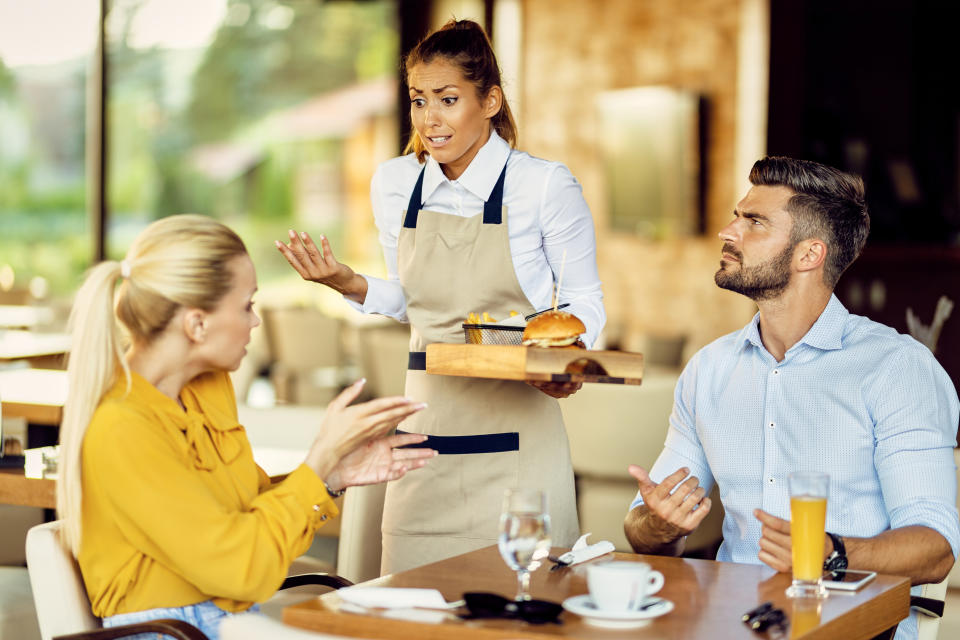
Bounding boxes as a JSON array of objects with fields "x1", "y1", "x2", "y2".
[
  {"x1": 274, "y1": 230, "x2": 368, "y2": 302},
  {"x1": 323, "y1": 432, "x2": 436, "y2": 491},
  {"x1": 304, "y1": 379, "x2": 427, "y2": 480}
]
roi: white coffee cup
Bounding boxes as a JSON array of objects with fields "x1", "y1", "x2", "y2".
[{"x1": 586, "y1": 561, "x2": 665, "y2": 612}]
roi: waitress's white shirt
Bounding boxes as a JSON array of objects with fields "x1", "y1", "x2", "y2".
[{"x1": 349, "y1": 130, "x2": 606, "y2": 347}]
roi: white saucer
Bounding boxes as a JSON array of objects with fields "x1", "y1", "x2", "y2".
[{"x1": 561, "y1": 594, "x2": 674, "y2": 629}]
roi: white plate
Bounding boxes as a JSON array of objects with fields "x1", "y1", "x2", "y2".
[{"x1": 561, "y1": 594, "x2": 674, "y2": 629}]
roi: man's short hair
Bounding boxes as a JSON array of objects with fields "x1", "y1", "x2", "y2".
[{"x1": 749, "y1": 157, "x2": 870, "y2": 288}]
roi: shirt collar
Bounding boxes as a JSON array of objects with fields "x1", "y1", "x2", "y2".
[
  {"x1": 738, "y1": 293, "x2": 848, "y2": 354},
  {"x1": 421, "y1": 130, "x2": 511, "y2": 203}
]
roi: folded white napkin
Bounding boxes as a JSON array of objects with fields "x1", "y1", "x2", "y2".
[
  {"x1": 556, "y1": 533, "x2": 616, "y2": 566},
  {"x1": 336, "y1": 586, "x2": 454, "y2": 610}
]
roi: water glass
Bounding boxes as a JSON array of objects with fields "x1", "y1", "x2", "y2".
[{"x1": 498, "y1": 488, "x2": 551, "y2": 601}]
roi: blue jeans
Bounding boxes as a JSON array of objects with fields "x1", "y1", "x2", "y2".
[{"x1": 102, "y1": 600, "x2": 260, "y2": 640}]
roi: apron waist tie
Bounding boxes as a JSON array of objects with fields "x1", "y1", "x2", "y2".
[
  {"x1": 408, "y1": 351, "x2": 426, "y2": 370},
  {"x1": 396, "y1": 429, "x2": 519, "y2": 455}
]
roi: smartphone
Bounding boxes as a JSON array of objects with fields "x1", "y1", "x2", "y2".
[{"x1": 822, "y1": 569, "x2": 877, "y2": 591}]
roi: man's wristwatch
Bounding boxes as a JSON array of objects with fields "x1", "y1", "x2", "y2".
[{"x1": 823, "y1": 531, "x2": 848, "y2": 572}]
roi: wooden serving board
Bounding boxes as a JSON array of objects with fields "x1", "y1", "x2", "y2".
[{"x1": 425, "y1": 344, "x2": 644, "y2": 385}]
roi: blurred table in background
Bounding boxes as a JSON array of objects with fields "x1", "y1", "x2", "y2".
[
  {"x1": 0, "y1": 331, "x2": 70, "y2": 368},
  {"x1": 0, "y1": 368, "x2": 67, "y2": 427},
  {"x1": 0, "y1": 305, "x2": 55, "y2": 330}
]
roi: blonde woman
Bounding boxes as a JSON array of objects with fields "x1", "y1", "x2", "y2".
[{"x1": 57, "y1": 215, "x2": 434, "y2": 639}]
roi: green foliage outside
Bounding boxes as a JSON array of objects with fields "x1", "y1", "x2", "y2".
[{"x1": 0, "y1": 0, "x2": 396, "y2": 295}]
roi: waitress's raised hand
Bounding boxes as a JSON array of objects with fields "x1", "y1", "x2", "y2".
[{"x1": 274, "y1": 230, "x2": 368, "y2": 302}]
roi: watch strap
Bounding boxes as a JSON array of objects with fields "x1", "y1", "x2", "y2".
[{"x1": 823, "y1": 531, "x2": 848, "y2": 571}]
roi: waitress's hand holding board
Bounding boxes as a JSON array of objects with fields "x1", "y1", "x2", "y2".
[{"x1": 275, "y1": 229, "x2": 369, "y2": 304}]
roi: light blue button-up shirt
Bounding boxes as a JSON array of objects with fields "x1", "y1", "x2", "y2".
[{"x1": 631, "y1": 294, "x2": 959, "y2": 640}]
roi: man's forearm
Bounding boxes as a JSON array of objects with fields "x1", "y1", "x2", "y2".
[
  {"x1": 624, "y1": 505, "x2": 686, "y2": 556},
  {"x1": 844, "y1": 525, "x2": 954, "y2": 585}
]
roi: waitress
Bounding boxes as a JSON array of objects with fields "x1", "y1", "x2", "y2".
[{"x1": 276, "y1": 19, "x2": 605, "y2": 574}]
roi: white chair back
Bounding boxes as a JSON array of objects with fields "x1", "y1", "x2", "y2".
[
  {"x1": 25, "y1": 520, "x2": 99, "y2": 640},
  {"x1": 915, "y1": 576, "x2": 949, "y2": 640}
]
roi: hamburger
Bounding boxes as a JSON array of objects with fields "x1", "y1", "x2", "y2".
[{"x1": 522, "y1": 310, "x2": 586, "y2": 348}]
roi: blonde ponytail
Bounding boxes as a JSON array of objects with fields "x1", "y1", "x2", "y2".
[
  {"x1": 57, "y1": 261, "x2": 130, "y2": 555},
  {"x1": 56, "y1": 214, "x2": 247, "y2": 556}
]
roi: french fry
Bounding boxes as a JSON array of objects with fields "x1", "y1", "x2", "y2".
[{"x1": 482, "y1": 312, "x2": 495, "y2": 324}]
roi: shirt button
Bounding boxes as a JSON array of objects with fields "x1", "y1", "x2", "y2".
[
  {"x1": 320, "y1": 514, "x2": 328, "y2": 522},
  {"x1": 312, "y1": 504, "x2": 320, "y2": 512},
  {"x1": 769, "y1": 422, "x2": 775, "y2": 428},
  {"x1": 773, "y1": 369, "x2": 780, "y2": 375},
  {"x1": 768, "y1": 477, "x2": 775, "y2": 484}
]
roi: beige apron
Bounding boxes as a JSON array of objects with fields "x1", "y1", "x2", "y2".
[{"x1": 380, "y1": 161, "x2": 579, "y2": 575}]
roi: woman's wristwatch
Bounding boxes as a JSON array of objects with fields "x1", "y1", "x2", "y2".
[
  {"x1": 324, "y1": 482, "x2": 346, "y2": 498},
  {"x1": 823, "y1": 532, "x2": 848, "y2": 572}
]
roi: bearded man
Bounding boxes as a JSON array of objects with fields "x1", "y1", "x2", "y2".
[{"x1": 623, "y1": 157, "x2": 959, "y2": 640}]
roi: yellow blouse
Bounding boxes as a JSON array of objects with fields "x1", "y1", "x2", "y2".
[{"x1": 78, "y1": 370, "x2": 337, "y2": 617}]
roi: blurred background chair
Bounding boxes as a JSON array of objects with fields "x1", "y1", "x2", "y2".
[
  {"x1": 261, "y1": 306, "x2": 349, "y2": 406},
  {"x1": 559, "y1": 369, "x2": 724, "y2": 557},
  {"x1": 353, "y1": 320, "x2": 409, "y2": 399}
]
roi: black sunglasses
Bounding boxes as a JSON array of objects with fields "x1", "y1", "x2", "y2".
[
  {"x1": 459, "y1": 592, "x2": 564, "y2": 625},
  {"x1": 742, "y1": 601, "x2": 786, "y2": 632}
]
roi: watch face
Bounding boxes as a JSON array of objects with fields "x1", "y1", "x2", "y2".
[{"x1": 824, "y1": 553, "x2": 848, "y2": 572}]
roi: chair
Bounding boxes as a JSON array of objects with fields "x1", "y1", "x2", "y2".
[
  {"x1": 26, "y1": 521, "x2": 352, "y2": 640},
  {"x1": 354, "y1": 321, "x2": 409, "y2": 398},
  {"x1": 559, "y1": 369, "x2": 724, "y2": 556},
  {"x1": 914, "y1": 576, "x2": 949, "y2": 640},
  {"x1": 261, "y1": 307, "x2": 346, "y2": 405}
]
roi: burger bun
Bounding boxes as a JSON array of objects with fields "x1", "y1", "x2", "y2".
[{"x1": 522, "y1": 310, "x2": 585, "y2": 348}]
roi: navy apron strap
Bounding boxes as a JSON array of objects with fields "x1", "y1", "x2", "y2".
[
  {"x1": 396, "y1": 429, "x2": 519, "y2": 455},
  {"x1": 407, "y1": 351, "x2": 427, "y2": 370},
  {"x1": 482, "y1": 161, "x2": 508, "y2": 225},
  {"x1": 403, "y1": 167, "x2": 426, "y2": 229},
  {"x1": 403, "y1": 158, "x2": 508, "y2": 229}
]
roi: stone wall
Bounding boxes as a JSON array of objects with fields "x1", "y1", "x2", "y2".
[{"x1": 518, "y1": 0, "x2": 759, "y2": 358}]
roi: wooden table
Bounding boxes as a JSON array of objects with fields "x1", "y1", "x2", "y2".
[
  {"x1": 0, "y1": 469, "x2": 55, "y2": 509},
  {"x1": 0, "y1": 368, "x2": 67, "y2": 425},
  {"x1": 284, "y1": 545, "x2": 910, "y2": 640}
]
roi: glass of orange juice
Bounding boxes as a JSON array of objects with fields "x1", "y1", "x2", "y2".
[{"x1": 786, "y1": 471, "x2": 829, "y2": 598}]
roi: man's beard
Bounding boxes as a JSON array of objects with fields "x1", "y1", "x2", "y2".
[{"x1": 714, "y1": 241, "x2": 794, "y2": 301}]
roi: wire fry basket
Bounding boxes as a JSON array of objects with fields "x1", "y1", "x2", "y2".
[{"x1": 462, "y1": 323, "x2": 525, "y2": 345}]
